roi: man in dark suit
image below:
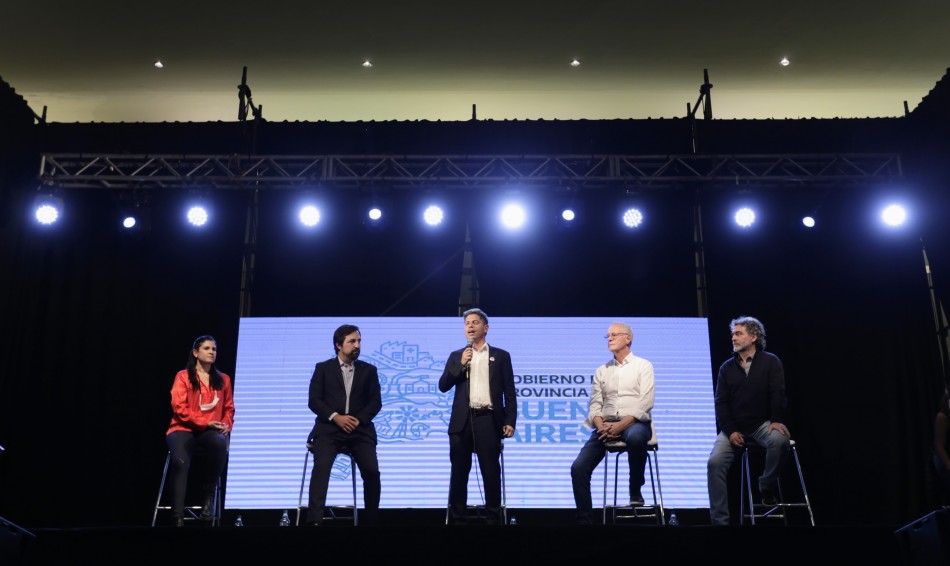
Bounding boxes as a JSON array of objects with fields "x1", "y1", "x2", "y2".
[
  {"x1": 307, "y1": 324, "x2": 382, "y2": 526},
  {"x1": 439, "y1": 308, "x2": 517, "y2": 525}
]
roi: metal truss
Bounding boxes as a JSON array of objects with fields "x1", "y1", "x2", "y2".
[{"x1": 38, "y1": 152, "x2": 903, "y2": 190}]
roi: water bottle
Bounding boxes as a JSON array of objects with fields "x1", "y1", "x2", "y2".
[
  {"x1": 234, "y1": 515, "x2": 244, "y2": 527},
  {"x1": 668, "y1": 513, "x2": 679, "y2": 526},
  {"x1": 279, "y1": 510, "x2": 291, "y2": 526},
  {"x1": 509, "y1": 516, "x2": 517, "y2": 526}
]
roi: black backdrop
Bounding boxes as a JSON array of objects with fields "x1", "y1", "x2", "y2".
[{"x1": 1, "y1": 149, "x2": 949, "y2": 529}]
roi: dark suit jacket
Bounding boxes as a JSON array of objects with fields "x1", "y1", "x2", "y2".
[
  {"x1": 438, "y1": 345, "x2": 517, "y2": 436},
  {"x1": 308, "y1": 357, "x2": 382, "y2": 443}
]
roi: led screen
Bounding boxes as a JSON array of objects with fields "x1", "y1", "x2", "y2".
[{"x1": 227, "y1": 317, "x2": 716, "y2": 510}]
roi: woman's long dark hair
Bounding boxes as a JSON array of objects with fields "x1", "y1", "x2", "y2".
[{"x1": 186, "y1": 335, "x2": 224, "y2": 391}]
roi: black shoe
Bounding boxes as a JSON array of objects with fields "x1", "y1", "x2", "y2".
[
  {"x1": 760, "y1": 489, "x2": 779, "y2": 506},
  {"x1": 629, "y1": 492, "x2": 645, "y2": 506},
  {"x1": 199, "y1": 496, "x2": 215, "y2": 522}
]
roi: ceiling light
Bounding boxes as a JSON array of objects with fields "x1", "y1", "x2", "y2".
[
  {"x1": 423, "y1": 205, "x2": 444, "y2": 226},
  {"x1": 154, "y1": 60, "x2": 164, "y2": 69},
  {"x1": 362, "y1": 60, "x2": 373, "y2": 68},
  {"x1": 33, "y1": 191, "x2": 64, "y2": 226},
  {"x1": 734, "y1": 207, "x2": 756, "y2": 228},
  {"x1": 186, "y1": 205, "x2": 209, "y2": 227},
  {"x1": 881, "y1": 204, "x2": 907, "y2": 227},
  {"x1": 780, "y1": 57, "x2": 790, "y2": 67},
  {"x1": 570, "y1": 59, "x2": 581, "y2": 67},
  {"x1": 622, "y1": 208, "x2": 643, "y2": 228},
  {"x1": 299, "y1": 205, "x2": 321, "y2": 227}
]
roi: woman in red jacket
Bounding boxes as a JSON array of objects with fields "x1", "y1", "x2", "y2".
[{"x1": 165, "y1": 335, "x2": 235, "y2": 526}]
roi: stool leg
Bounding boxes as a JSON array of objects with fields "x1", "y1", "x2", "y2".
[
  {"x1": 741, "y1": 448, "x2": 756, "y2": 525},
  {"x1": 500, "y1": 449, "x2": 507, "y2": 525},
  {"x1": 792, "y1": 446, "x2": 816, "y2": 526},
  {"x1": 152, "y1": 453, "x2": 171, "y2": 527},
  {"x1": 350, "y1": 455, "x2": 358, "y2": 526},
  {"x1": 296, "y1": 449, "x2": 309, "y2": 526},
  {"x1": 649, "y1": 449, "x2": 666, "y2": 525},
  {"x1": 602, "y1": 453, "x2": 609, "y2": 525}
]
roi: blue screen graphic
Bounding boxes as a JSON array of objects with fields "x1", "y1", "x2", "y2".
[{"x1": 227, "y1": 317, "x2": 716, "y2": 510}]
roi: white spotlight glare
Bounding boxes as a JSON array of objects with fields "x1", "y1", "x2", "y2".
[
  {"x1": 500, "y1": 204, "x2": 526, "y2": 229},
  {"x1": 368, "y1": 207, "x2": 382, "y2": 221},
  {"x1": 802, "y1": 216, "x2": 815, "y2": 228},
  {"x1": 734, "y1": 207, "x2": 755, "y2": 228},
  {"x1": 780, "y1": 57, "x2": 790, "y2": 67},
  {"x1": 35, "y1": 204, "x2": 60, "y2": 225},
  {"x1": 122, "y1": 216, "x2": 137, "y2": 229},
  {"x1": 881, "y1": 204, "x2": 907, "y2": 227},
  {"x1": 33, "y1": 192, "x2": 64, "y2": 226},
  {"x1": 423, "y1": 205, "x2": 444, "y2": 226},
  {"x1": 299, "y1": 205, "x2": 321, "y2": 227},
  {"x1": 570, "y1": 59, "x2": 581, "y2": 67},
  {"x1": 154, "y1": 60, "x2": 164, "y2": 69},
  {"x1": 622, "y1": 208, "x2": 643, "y2": 228},
  {"x1": 561, "y1": 209, "x2": 576, "y2": 222},
  {"x1": 186, "y1": 205, "x2": 209, "y2": 227}
]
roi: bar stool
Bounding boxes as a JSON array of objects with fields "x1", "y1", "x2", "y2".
[
  {"x1": 444, "y1": 440, "x2": 507, "y2": 525},
  {"x1": 740, "y1": 438, "x2": 815, "y2": 526},
  {"x1": 603, "y1": 421, "x2": 665, "y2": 525},
  {"x1": 151, "y1": 450, "x2": 223, "y2": 527},
  {"x1": 295, "y1": 440, "x2": 359, "y2": 526}
]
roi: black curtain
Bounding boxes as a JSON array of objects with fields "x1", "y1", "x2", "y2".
[{"x1": 0, "y1": 172, "x2": 945, "y2": 528}]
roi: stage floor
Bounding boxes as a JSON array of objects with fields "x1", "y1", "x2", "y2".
[{"x1": 3, "y1": 511, "x2": 916, "y2": 566}]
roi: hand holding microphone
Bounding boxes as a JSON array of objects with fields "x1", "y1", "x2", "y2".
[{"x1": 463, "y1": 338, "x2": 474, "y2": 377}]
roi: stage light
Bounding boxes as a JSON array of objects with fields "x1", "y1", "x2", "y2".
[
  {"x1": 734, "y1": 207, "x2": 755, "y2": 228},
  {"x1": 368, "y1": 207, "x2": 382, "y2": 221},
  {"x1": 802, "y1": 216, "x2": 816, "y2": 228},
  {"x1": 32, "y1": 191, "x2": 64, "y2": 226},
  {"x1": 423, "y1": 205, "x2": 444, "y2": 226},
  {"x1": 561, "y1": 209, "x2": 576, "y2": 222},
  {"x1": 622, "y1": 207, "x2": 644, "y2": 228},
  {"x1": 780, "y1": 57, "x2": 790, "y2": 67},
  {"x1": 500, "y1": 203, "x2": 527, "y2": 230},
  {"x1": 881, "y1": 204, "x2": 907, "y2": 227},
  {"x1": 299, "y1": 205, "x2": 321, "y2": 227},
  {"x1": 570, "y1": 59, "x2": 581, "y2": 67},
  {"x1": 186, "y1": 205, "x2": 209, "y2": 227},
  {"x1": 116, "y1": 190, "x2": 152, "y2": 235}
]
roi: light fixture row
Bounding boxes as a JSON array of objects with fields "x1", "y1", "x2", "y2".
[{"x1": 31, "y1": 194, "x2": 910, "y2": 233}]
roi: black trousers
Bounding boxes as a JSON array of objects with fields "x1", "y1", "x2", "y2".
[
  {"x1": 166, "y1": 429, "x2": 229, "y2": 518},
  {"x1": 447, "y1": 412, "x2": 503, "y2": 524},
  {"x1": 307, "y1": 432, "x2": 380, "y2": 525}
]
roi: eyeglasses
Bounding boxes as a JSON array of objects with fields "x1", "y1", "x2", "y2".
[{"x1": 604, "y1": 332, "x2": 630, "y2": 339}]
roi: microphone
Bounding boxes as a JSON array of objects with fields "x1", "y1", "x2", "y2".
[{"x1": 464, "y1": 339, "x2": 474, "y2": 378}]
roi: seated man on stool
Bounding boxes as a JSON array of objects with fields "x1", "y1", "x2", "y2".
[
  {"x1": 706, "y1": 315, "x2": 790, "y2": 525},
  {"x1": 570, "y1": 322, "x2": 655, "y2": 525},
  {"x1": 306, "y1": 324, "x2": 382, "y2": 526}
]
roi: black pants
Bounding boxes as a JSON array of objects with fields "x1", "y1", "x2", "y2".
[
  {"x1": 447, "y1": 412, "x2": 503, "y2": 524},
  {"x1": 307, "y1": 432, "x2": 380, "y2": 525},
  {"x1": 166, "y1": 430, "x2": 229, "y2": 518}
]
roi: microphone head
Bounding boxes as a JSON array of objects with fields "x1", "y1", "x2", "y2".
[{"x1": 466, "y1": 338, "x2": 474, "y2": 348}]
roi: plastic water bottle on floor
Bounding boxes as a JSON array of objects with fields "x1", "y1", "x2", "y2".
[
  {"x1": 279, "y1": 510, "x2": 291, "y2": 526},
  {"x1": 234, "y1": 515, "x2": 244, "y2": 527},
  {"x1": 669, "y1": 513, "x2": 679, "y2": 526}
]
